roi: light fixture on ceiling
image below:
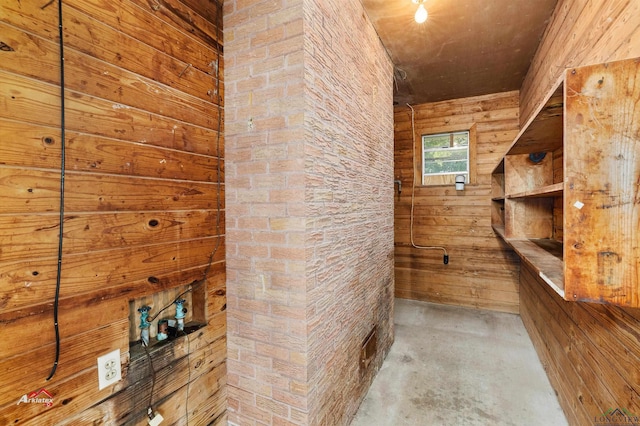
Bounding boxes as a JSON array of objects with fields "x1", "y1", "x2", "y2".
[{"x1": 412, "y1": 0, "x2": 428, "y2": 24}]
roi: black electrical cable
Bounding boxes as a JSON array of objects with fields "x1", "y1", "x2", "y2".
[
  {"x1": 201, "y1": 0, "x2": 224, "y2": 287},
  {"x1": 144, "y1": 2, "x2": 224, "y2": 421},
  {"x1": 148, "y1": 0, "x2": 224, "y2": 325},
  {"x1": 146, "y1": 287, "x2": 192, "y2": 323},
  {"x1": 46, "y1": 0, "x2": 67, "y2": 381},
  {"x1": 183, "y1": 329, "x2": 192, "y2": 424},
  {"x1": 141, "y1": 339, "x2": 157, "y2": 418}
]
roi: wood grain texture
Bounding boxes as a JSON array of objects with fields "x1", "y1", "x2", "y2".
[
  {"x1": 0, "y1": 320, "x2": 130, "y2": 407},
  {"x1": 520, "y1": 0, "x2": 640, "y2": 125},
  {"x1": 394, "y1": 91, "x2": 521, "y2": 313},
  {"x1": 498, "y1": 58, "x2": 638, "y2": 306},
  {"x1": 0, "y1": 71, "x2": 222, "y2": 156},
  {"x1": 0, "y1": 0, "x2": 223, "y2": 104},
  {"x1": 0, "y1": 168, "x2": 223, "y2": 214},
  {"x1": 518, "y1": 4, "x2": 640, "y2": 423},
  {"x1": 0, "y1": 23, "x2": 222, "y2": 130},
  {"x1": 563, "y1": 58, "x2": 640, "y2": 306},
  {"x1": 520, "y1": 262, "x2": 640, "y2": 426},
  {"x1": 0, "y1": 120, "x2": 224, "y2": 191},
  {"x1": 505, "y1": 197, "x2": 554, "y2": 239},
  {"x1": 0, "y1": 0, "x2": 225, "y2": 423},
  {"x1": 504, "y1": 153, "x2": 554, "y2": 196},
  {"x1": 507, "y1": 80, "x2": 564, "y2": 155},
  {"x1": 0, "y1": 210, "x2": 225, "y2": 262}
]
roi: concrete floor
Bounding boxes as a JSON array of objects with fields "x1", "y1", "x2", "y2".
[{"x1": 351, "y1": 299, "x2": 567, "y2": 426}]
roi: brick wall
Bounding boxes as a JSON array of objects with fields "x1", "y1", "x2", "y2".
[
  {"x1": 303, "y1": 0, "x2": 395, "y2": 423},
  {"x1": 224, "y1": 0, "x2": 394, "y2": 424}
]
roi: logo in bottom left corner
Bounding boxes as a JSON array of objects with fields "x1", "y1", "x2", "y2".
[{"x1": 17, "y1": 388, "x2": 54, "y2": 408}]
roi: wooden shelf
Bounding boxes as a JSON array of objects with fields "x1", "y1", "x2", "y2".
[
  {"x1": 506, "y1": 76, "x2": 564, "y2": 156},
  {"x1": 492, "y1": 158, "x2": 505, "y2": 174},
  {"x1": 506, "y1": 238, "x2": 564, "y2": 297},
  {"x1": 506, "y1": 182, "x2": 563, "y2": 199},
  {"x1": 492, "y1": 58, "x2": 640, "y2": 306},
  {"x1": 492, "y1": 224, "x2": 506, "y2": 239}
]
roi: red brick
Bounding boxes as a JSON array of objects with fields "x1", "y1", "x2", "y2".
[
  {"x1": 256, "y1": 395, "x2": 290, "y2": 418},
  {"x1": 251, "y1": 27, "x2": 285, "y2": 48},
  {"x1": 225, "y1": 0, "x2": 393, "y2": 424}
]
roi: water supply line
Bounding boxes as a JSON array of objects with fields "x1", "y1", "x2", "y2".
[
  {"x1": 406, "y1": 103, "x2": 449, "y2": 264},
  {"x1": 138, "y1": 305, "x2": 151, "y2": 346},
  {"x1": 174, "y1": 298, "x2": 186, "y2": 331}
]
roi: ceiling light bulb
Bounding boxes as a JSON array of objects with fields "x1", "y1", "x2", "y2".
[{"x1": 415, "y1": 4, "x2": 428, "y2": 23}]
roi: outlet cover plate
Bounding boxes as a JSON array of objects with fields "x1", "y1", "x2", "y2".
[
  {"x1": 148, "y1": 412, "x2": 164, "y2": 426},
  {"x1": 97, "y1": 349, "x2": 122, "y2": 390}
]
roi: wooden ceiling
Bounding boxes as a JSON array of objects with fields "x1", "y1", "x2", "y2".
[{"x1": 362, "y1": 0, "x2": 559, "y2": 105}]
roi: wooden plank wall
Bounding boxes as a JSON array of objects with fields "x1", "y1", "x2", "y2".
[
  {"x1": 518, "y1": 0, "x2": 640, "y2": 424},
  {"x1": 520, "y1": 263, "x2": 640, "y2": 425},
  {"x1": 520, "y1": 0, "x2": 640, "y2": 126},
  {"x1": 0, "y1": 0, "x2": 226, "y2": 424},
  {"x1": 394, "y1": 91, "x2": 521, "y2": 313}
]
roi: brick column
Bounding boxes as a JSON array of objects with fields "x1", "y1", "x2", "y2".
[{"x1": 224, "y1": 0, "x2": 394, "y2": 424}]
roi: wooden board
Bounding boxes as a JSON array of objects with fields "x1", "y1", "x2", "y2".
[
  {"x1": 0, "y1": 71, "x2": 223, "y2": 156},
  {"x1": 507, "y1": 182, "x2": 563, "y2": 199},
  {"x1": 504, "y1": 152, "x2": 554, "y2": 195},
  {"x1": 0, "y1": 0, "x2": 226, "y2": 423},
  {"x1": 515, "y1": 2, "x2": 640, "y2": 424},
  {"x1": 507, "y1": 238, "x2": 564, "y2": 296},
  {"x1": 0, "y1": 0, "x2": 223, "y2": 104},
  {"x1": 491, "y1": 201, "x2": 505, "y2": 229},
  {"x1": 564, "y1": 58, "x2": 640, "y2": 306},
  {"x1": 0, "y1": 168, "x2": 223, "y2": 214},
  {"x1": 507, "y1": 80, "x2": 564, "y2": 155},
  {"x1": 1, "y1": 237, "x2": 224, "y2": 311},
  {"x1": 491, "y1": 170, "x2": 504, "y2": 199},
  {"x1": 505, "y1": 198, "x2": 554, "y2": 239},
  {"x1": 0, "y1": 23, "x2": 222, "y2": 130},
  {"x1": 0, "y1": 210, "x2": 224, "y2": 263},
  {"x1": 520, "y1": 262, "x2": 640, "y2": 425},
  {"x1": 0, "y1": 320, "x2": 129, "y2": 407},
  {"x1": 520, "y1": 0, "x2": 640, "y2": 126}
]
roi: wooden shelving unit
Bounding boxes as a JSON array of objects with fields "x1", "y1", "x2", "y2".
[
  {"x1": 509, "y1": 238, "x2": 564, "y2": 296},
  {"x1": 491, "y1": 57, "x2": 640, "y2": 307},
  {"x1": 507, "y1": 182, "x2": 563, "y2": 199},
  {"x1": 490, "y1": 159, "x2": 505, "y2": 233}
]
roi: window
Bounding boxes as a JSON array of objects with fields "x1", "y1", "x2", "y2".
[{"x1": 420, "y1": 129, "x2": 475, "y2": 186}]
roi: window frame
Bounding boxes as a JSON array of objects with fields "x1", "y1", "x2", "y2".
[
  {"x1": 416, "y1": 124, "x2": 477, "y2": 187},
  {"x1": 422, "y1": 131, "x2": 470, "y2": 182}
]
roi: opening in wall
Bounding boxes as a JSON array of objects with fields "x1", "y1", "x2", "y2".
[
  {"x1": 360, "y1": 326, "x2": 378, "y2": 374},
  {"x1": 416, "y1": 124, "x2": 477, "y2": 187},
  {"x1": 128, "y1": 281, "x2": 207, "y2": 359}
]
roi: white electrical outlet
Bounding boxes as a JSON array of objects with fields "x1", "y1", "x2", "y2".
[
  {"x1": 148, "y1": 412, "x2": 164, "y2": 426},
  {"x1": 97, "y1": 349, "x2": 122, "y2": 390}
]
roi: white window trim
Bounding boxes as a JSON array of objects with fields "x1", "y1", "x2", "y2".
[{"x1": 415, "y1": 124, "x2": 477, "y2": 187}]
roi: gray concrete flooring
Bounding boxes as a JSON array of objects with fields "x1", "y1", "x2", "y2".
[{"x1": 351, "y1": 299, "x2": 567, "y2": 426}]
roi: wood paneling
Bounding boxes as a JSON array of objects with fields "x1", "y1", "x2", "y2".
[
  {"x1": 0, "y1": 1, "x2": 222, "y2": 104},
  {"x1": 0, "y1": 70, "x2": 220, "y2": 155},
  {"x1": 394, "y1": 91, "x2": 521, "y2": 313},
  {"x1": 563, "y1": 58, "x2": 640, "y2": 306},
  {"x1": 520, "y1": 0, "x2": 640, "y2": 125},
  {"x1": 517, "y1": 1, "x2": 640, "y2": 424},
  {"x1": 520, "y1": 262, "x2": 640, "y2": 425},
  {"x1": 0, "y1": 0, "x2": 225, "y2": 423}
]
